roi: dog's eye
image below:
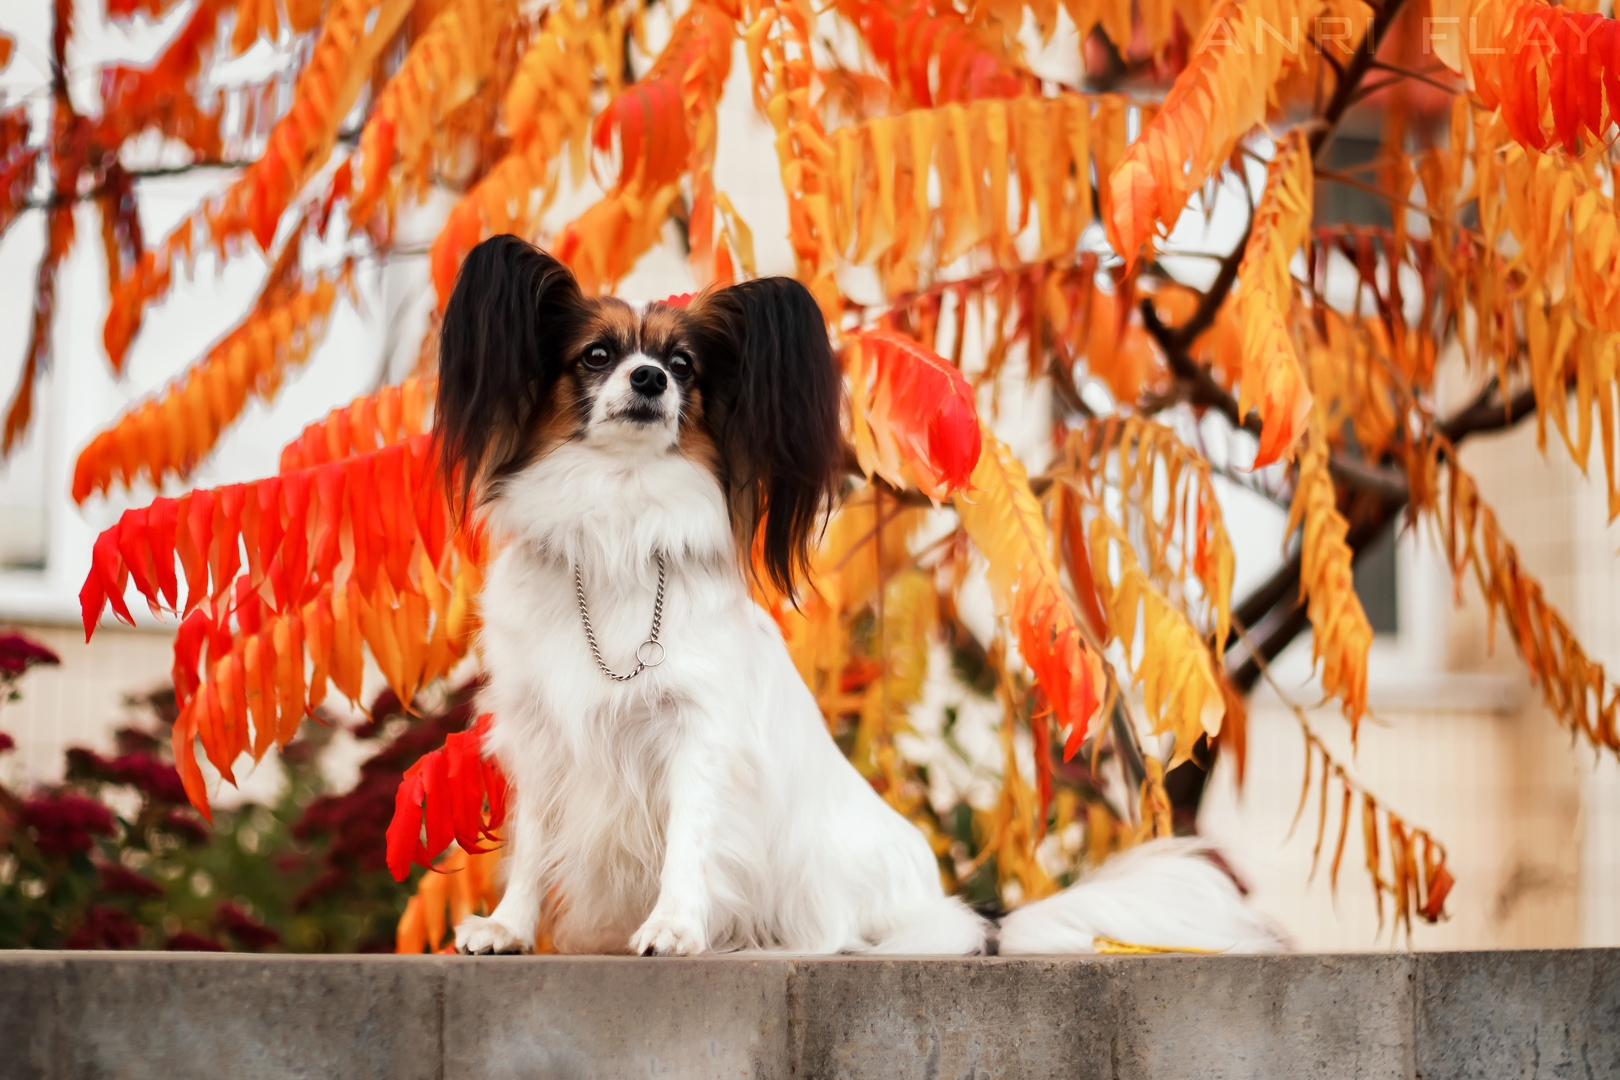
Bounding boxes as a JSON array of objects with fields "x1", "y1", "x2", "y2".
[
  {"x1": 582, "y1": 344, "x2": 611, "y2": 370},
  {"x1": 668, "y1": 352, "x2": 693, "y2": 380}
]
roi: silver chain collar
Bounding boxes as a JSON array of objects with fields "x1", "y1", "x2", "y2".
[{"x1": 574, "y1": 553, "x2": 667, "y2": 681}]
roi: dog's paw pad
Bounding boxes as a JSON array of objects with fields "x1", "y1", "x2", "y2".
[
  {"x1": 455, "y1": 915, "x2": 529, "y2": 956},
  {"x1": 630, "y1": 911, "x2": 707, "y2": 957}
]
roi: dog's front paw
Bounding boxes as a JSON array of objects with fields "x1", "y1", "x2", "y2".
[
  {"x1": 455, "y1": 914, "x2": 530, "y2": 955},
  {"x1": 630, "y1": 907, "x2": 708, "y2": 957}
]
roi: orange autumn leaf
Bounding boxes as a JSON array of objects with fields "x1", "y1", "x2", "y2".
[
  {"x1": 74, "y1": 273, "x2": 343, "y2": 501},
  {"x1": 229, "y1": 0, "x2": 411, "y2": 245},
  {"x1": 747, "y1": 0, "x2": 841, "y2": 316},
  {"x1": 967, "y1": 0, "x2": 1216, "y2": 59},
  {"x1": 2, "y1": 178, "x2": 73, "y2": 455},
  {"x1": 591, "y1": 0, "x2": 735, "y2": 283},
  {"x1": 954, "y1": 426, "x2": 1107, "y2": 762},
  {"x1": 552, "y1": 184, "x2": 684, "y2": 297},
  {"x1": 279, "y1": 376, "x2": 435, "y2": 472},
  {"x1": 105, "y1": 0, "x2": 193, "y2": 18},
  {"x1": 827, "y1": 93, "x2": 1103, "y2": 294},
  {"x1": 2, "y1": 0, "x2": 82, "y2": 453},
  {"x1": 1104, "y1": 0, "x2": 1323, "y2": 266},
  {"x1": 351, "y1": 0, "x2": 516, "y2": 233},
  {"x1": 1493, "y1": 141, "x2": 1620, "y2": 508},
  {"x1": 1286, "y1": 707, "x2": 1454, "y2": 935},
  {"x1": 1235, "y1": 130, "x2": 1314, "y2": 469},
  {"x1": 1423, "y1": 452, "x2": 1620, "y2": 756},
  {"x1": 0, "y1": 107, "x2": 35, "y2": 239},
  {"x1": 1104, "y1": 157, "x2": 1158, "y2": 271},
  {"x1": 1089, "y1": 515, "x2": 1225, "y2": 766},
  {"x1": 104, "y1": 0, "x2": 412, "y2": 370},
  {"x1": 387, "y1": 714, "x2": 509, "y2": 880},
  {"x1": 1054, "y1": 417, "x2": 1235, "y2": 655},
  {"x1": 396, "y1": 846, "x2": 504, "y2": 953},
  {"x1": 1433, "y1": 0, "x2": 1620, "y2": 155},
  {"x1": 93, "y1": 0, "x2": 226, "y2": 160},
  {"x1": 227, "y1": 0, "x2": 324, "y2": 54},
  {"x1": 1286, "y1": 427, "x2": 1372, "y2": 734},
  {"x1": 439, "y1": 0, "x2": 730, "y2": 299},
  {"x1": 1083, "y1": 280, "x2": 1163, "y2": 405},
  {"x1": 591, "y1": 2, "x2": 734, "y2": 192},
  {"x1": 505, "y1": 0, "x2": 623, "y2": 155},
  {"x1": 429, "y1": 0, "x2": 609, "y2": 304}
]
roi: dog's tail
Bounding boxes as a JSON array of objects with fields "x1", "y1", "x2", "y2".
[
  {"x1": 868, "y1": 896, "x2": 992, "y2": 955},
  {"x1": 995, "y1": 838, "x2": 1288, "y2": 955}
]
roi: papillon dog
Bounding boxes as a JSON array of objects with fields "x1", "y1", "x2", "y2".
[{"x1": 438, "y1": 235, "x2": 1284, "y2": 957}]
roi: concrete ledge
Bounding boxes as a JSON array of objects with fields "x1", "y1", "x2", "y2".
[{"x1": 0, "y1": 951, "x2": 1615, "y2": 1079}]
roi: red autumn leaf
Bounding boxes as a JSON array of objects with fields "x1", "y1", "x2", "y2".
[
  {"x1": 847, "y1": 327, "x2": 982, "y2": 498},
  {"x1": 836, "y1": 0, "x2": 1030, "y2": 108},
  {"x1": 386, "y1": 715, "x2": 507, "y2": 880},
  {"x1": 93, "y1": 0, "x2": 224, "y2": 159},
  {"x1": 79, "y1": 417, "x2": 482, "y2": 818},
  {"x1": 1473, "y1": 3, "x2": 1620, "y2": 155},
  {"x1": 590, "y1": 2, "x2": 734, "y2": 195}
]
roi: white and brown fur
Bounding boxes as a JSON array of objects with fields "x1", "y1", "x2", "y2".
[{"x1": 438, "y1": 235, "x2": 1284, "y2": 956}]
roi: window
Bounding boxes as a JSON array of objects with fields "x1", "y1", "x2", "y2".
[
  {"x1": 1353, "y1": 520, "x2": 1400, "y2": 636},
  {"x1": 1315, "y1": 132, "x2": 1392, "y2": 229}
]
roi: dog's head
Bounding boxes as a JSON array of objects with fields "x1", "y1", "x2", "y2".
[{"x1": 435, "y1": 235, "x2": 842, "y2": 593}]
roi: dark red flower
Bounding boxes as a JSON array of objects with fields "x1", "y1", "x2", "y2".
[
  {"x1": 294, "y1": 867, "x2": 346, "y2": 909},
  {"x1": 165, "y1": 931, "x2": 225, "y2": 951},
  {"x1": 66, "y1": 747, "x2": 188, "y2": 804},
  {"x1": 18, "y1": 793, "x2": 116, "y2": 856},
  {"x1": 159, "y1": 808, "x2": 210, "y2": 844},
  {"x1": 0, "y1": 632, "x2": 60, "y2": 677},
  {"x1": 273, "y1": 852, "x2": 307, "y2": 875},
  {"x1": 64, "y1": 747, "x2": 114, "y2": 782},
  {"x1": 98, "y1": 862, "x2": 164, "y2": 899},
  {"x1": 65, "y1": 905, "x2": 141, "y2": 949},
  {"x1": 216, "y1": 902, "x2": 280, "y2": 949},
  {"x1": 126, "y1": 755, "x2": 188, "y2": 804},
  {"x1": 353, "y1": 688, "x2": 405, "y2": 739},
  {"x1": 113, "y1": 726, "x2": 163, "y2": 756},
  {"x1": 279, "y1": 736, "x2": 318, "y2": 766}
]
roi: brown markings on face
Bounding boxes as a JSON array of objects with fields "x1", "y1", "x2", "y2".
[
  {"x1": 636, "y1": 303, "x2": 688, "y2": 361},
  {"x1": 643, "y1": 303, "x2": 721, "y2": 476},
  {"x1": 504, "y1": 299, "x2": 722, "y2": 483},
  {"x1": 575, "y1": 298, "x2": 641, "y2": 370},
  {"x1": 677, "y1": 380, "x2": 720, "y2": 476}
]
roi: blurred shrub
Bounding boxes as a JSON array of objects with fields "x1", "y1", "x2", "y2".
[{"x1": 0, "y1": 628, "x2": 477, "y2": 952}]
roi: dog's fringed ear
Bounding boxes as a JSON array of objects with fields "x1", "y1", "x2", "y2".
[
  {"x1": 436, "y1": 235, "x2": 583, "y2": 513},
  {"x1": 690, "y1": 277, "x2": 842, "y2": 595}
]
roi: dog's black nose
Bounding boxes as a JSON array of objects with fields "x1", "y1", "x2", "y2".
[{"x1": 630, "y1": 364, "x2": 667, "y2": 398}]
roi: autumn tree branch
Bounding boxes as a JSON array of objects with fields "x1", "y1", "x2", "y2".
[
  {"x1": 19, "y1": 160, "x2": 260, "y2": 213},
  {"x1": 1225, "y1": 380, "x2": 1541, "y2": 696},
  {"x1": 1139, "y1": 0, "x2": 1428, "y2": 823}
]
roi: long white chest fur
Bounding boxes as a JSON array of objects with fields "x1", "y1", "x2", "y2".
[{"x1": 462, "y1": 439, "x2": 985, "y2": 956}]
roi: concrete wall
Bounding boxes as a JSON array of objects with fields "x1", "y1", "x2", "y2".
[{"x1": 2, "y1": 951, "x2": 1615, "y2": 1079}]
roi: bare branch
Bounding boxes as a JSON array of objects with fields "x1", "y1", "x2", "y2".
[{"x1": 21, "y1": 159, "x2": 259, "y2": 213}]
